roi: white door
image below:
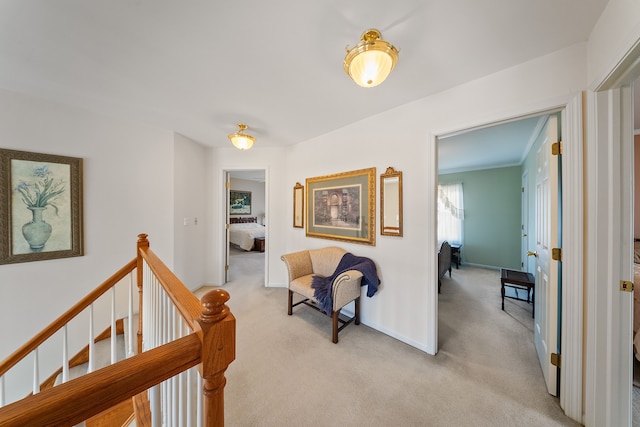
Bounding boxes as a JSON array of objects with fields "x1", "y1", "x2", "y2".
[
  {"x1": 533, "y1": 115, "x2": 559, "y2": 396},
  {"x1": 521, "y1": 171, "x2": 528, "y2": 271}
]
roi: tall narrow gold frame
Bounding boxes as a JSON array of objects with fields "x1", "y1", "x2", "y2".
[
  {"x1": 380, "y1": 166, "x2": 403, "y2": 236},
  {"x1": 293, "y1": 182, "x2": 304, "y2": 228}
]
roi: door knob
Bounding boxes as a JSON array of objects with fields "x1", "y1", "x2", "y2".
[{"x1": 527, "y1": 251, "x2": 538, "y2": 257}]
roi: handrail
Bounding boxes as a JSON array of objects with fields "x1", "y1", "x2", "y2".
[
  {"x1": 0, "y1": 258, "x2": 137, "y2": 378},
  {"x1": 0, "y1": 334, "x2": 202, "y2": 426},
  {"x1": 0, "y1": 235, "x2": 235, "y2": 426},
  {"x1": 138, "y1": 244, "x2": 202, "y2": 332}
]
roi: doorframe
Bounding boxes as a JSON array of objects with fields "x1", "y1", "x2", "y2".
[
  {"x1": 429, "y1": 93, "x2": 584, "y2": 421},
  {"x1": 221, "y1": 167, "x2": 269, "y2": 287}
]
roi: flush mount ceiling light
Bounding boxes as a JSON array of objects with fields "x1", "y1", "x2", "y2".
[
  {"x1": 344, "y1": 29, "x2": 399, "y2": 88},
  {"x1": 228, "y1": 124, "x2": 255, "y2": 150}
]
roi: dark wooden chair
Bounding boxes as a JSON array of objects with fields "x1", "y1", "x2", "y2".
[{"x1": 438, "y1": 241, "x2": 452, "y2": 293}]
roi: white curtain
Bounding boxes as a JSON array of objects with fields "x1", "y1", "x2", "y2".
[{"x1": 438, "y1": 183, "x2": 464, "y2": 245}]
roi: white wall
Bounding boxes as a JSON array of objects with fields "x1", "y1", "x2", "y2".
[
  {"x1": 0, "y1": 88, "x2": 174, "y2": 402},
  {"x1": 206, "y1": 146, "x2": 287, "y2": 287},
  {"x1": 206, "y1": 44, "x2": 588, "y2": 353},
  {"x1": 587, "y1": 0, "x2": 640, "y2": 88},
  {"x1": 174, "y1": 133, "x2": 207, "y2": 290}
]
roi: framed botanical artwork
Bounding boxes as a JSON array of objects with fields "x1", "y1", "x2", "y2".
[
  {"x1": 293, "y1": 182, "x2": 304, "y2": 228},
  {"x1": 306, "y1": 167, "x2": 376, "y2": 246},
  {"x1": 229, "y1": 190, "x2": 251, "y2": 215},
  {"x1": 0, "y1": 148, "x2": 84, "y2": 264}
]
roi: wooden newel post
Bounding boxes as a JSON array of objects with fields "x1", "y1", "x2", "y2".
[
  {"x1": 136, "y1": 234, "x2": 149, "y2": 355},
  {"x1": 196, "y1": 289, "x2": 236, "y2": 426}
]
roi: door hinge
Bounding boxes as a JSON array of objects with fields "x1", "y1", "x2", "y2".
[
  {"x1": 551, "y1": 353, "x2": 561, "y2": 367},
  {"x1": 620, "y1": 280, "x2": 634, "y2": 293},
  {"x1": 551, "y1": 248, "x2": 562, "y2": 261},
  {"x1": 552, "y1": 141, "x2": 562, "y2": 155},
  {"x1": 225, "y1": 264, "x2": 229, "y2": 271},
  {"x1": 226, "y1": 223, "x2": 229, "y2": 230},
  {"x1": 225, "y1": 181, "x2": 230, "y2": 189}
]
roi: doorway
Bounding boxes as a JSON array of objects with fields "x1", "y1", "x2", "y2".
[
  {"x1": 433, "y1": 94, "x2": 584, "y2": 419},
  {"x1": 437, "y1": 112, "x2": 561, "y2": 393},
  {"x1": 225, "y1": 169, "x2": 267, "y2": 284}
]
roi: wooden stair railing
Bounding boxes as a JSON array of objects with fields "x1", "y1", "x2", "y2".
[
  {"x1": 0, "y1": 234, "x2": 236, "y2": 426},
  {"x1": 0, "y1": 259, "x2": 137, "y2": 386}
]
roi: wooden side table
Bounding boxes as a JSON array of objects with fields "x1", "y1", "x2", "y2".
[
  {"x1": 253, "y1": 237, "x2": 265, "y2": 252},
  {"x1": 500, "y1": 268, "x2": 535, "y2": 318}
]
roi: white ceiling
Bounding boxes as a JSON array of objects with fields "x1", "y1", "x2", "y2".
[
  {"x1": 438, "y1": 115, "x2": 548, "y2": 174},
  {"x1": 0, "y1": 0, "x2": 615, "y2": 172}
]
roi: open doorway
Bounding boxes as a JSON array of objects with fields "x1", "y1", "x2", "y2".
[
  {"x1": 225, "y1": 169, "x2": 266, "y2": 285},
  {"x1": 436, "y1": 110, "x2": 564, "y2": 397}
]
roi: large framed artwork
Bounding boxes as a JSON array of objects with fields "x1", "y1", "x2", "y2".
[
  {"x1": 306, "y1": 167, "x2": 376, "y2": 246},
  {"x1": 230, "y1": 190, "x2": 251, "y2": 215},
  {"x1": 0, "y1": 148, "x2": 84, "y2": 264}
]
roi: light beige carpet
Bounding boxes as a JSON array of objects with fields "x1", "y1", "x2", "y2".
[{"x1": 196, "y1": 254, "x2": 579, "y2": 427}]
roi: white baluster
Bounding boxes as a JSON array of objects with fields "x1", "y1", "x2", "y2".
[
  {"x1": 127, "y1": 272, "x2": 134, "y2": 357},
  {"x1": 0, "y1": 374, "x2": 5, "y2": 407},
  {"x1": 32, "y1": 348, "x2": 39, "y2": 395},
  {"x1": 197, "y1": 374, "x2": 203, "y2": 427},
  {"x1": 62, "y1": 325, "x2": 69, "y2": 383},
  {"x1": 186, "y1": 369, "x2": 193, "y2": 427},
  {"x1": 88, "y1": 304, "x2": 95, "y2": 373},
  {"x1": 111, "y1": 287, "x2": 117, "y2": 364},
  {"x1": 150, "y1": 384, "x2": 161, "y2": 427}
]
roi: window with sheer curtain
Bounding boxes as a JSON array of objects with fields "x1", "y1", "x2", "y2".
[{"x1": 438, "y1": 183, "x2": 464, "y2": 245}]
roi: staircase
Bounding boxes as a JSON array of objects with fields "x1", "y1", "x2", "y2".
[{"x1": 0, "y1": 234, "x2": 236, "y2": 426}]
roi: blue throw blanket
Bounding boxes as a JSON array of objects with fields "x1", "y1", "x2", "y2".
[{"x1": 311, "y1": 253, "x2": 380, "y2": 315}]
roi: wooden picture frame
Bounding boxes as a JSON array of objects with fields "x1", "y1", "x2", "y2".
[
  {"x1": 306, "y1": 167, "x2": 376, "y2": 246},
  {"x1": 293, "y1": 182, "x2": 304, "y2": 228},
  {"x1": 229, "y1": 190, "x2": 251, "y2": 215},
  {"x1": 0, "y1": 148, "x2": 84, "y2": 264}
]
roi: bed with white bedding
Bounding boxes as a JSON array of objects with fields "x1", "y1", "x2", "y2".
[{"x1": 229, "y1": 217, "x2": 265, "y2": 251}]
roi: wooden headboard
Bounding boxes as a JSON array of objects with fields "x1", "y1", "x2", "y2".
[{"x1": 230, "y1": 217, "x2": 257, "y2": 224}]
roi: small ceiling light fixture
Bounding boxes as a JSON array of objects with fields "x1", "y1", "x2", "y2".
[
  {"x1": 344, "y1": 29, "x2": 399, "y2": 88},
  {"x1": 228, "y1": 123, "x2": 256, "y2": 150}
]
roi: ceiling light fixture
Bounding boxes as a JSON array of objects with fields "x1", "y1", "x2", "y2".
[
  {"x1": 228, "y1": 124, "x2": 256, "y2": 150},
  {"x1": 344, "y1": 29, "x2": 399, "y2": 88}
]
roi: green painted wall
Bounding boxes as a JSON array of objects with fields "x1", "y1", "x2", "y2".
[{"x1": 439, "y1": 166, "x2": 522, "y2": 269}]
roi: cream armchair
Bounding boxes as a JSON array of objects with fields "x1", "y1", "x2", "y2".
[{"x1": 281, "y1": 247, "x2": 364, "y2": 343}]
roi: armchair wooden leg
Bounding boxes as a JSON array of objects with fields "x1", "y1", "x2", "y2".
[
  {"x1": 287, "y1": 290, "x2": 293, "y2": 315},
  {"x1": 355, "y1": 297, "x2": 360, "y2": 325},
  {"x1": 332, "y1": 311, "x2": 339, "y2": 344}
]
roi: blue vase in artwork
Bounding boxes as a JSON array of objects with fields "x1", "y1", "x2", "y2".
[{"x1": 22, "y1": 206, "x2": 52, "y2": 250}]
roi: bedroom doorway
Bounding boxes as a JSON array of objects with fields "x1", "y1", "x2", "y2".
[
  {"x1": 436, "y1": 110, "x2": 566, "y2": 396},
  {"x1": 225, "y1": 169, "x2": 266, "y2": 284}
]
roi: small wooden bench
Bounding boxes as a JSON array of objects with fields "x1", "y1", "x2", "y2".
[{"x1": 500, "y1": 268, "x2": 535, "y2": 318}]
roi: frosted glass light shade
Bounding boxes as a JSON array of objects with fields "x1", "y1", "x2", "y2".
[
  {"x1": 228, "y1": 124, "x2": 256, "y2": 150},
  {"x1": 344, "y1": 29, "x2": 398, "y2": 88}
]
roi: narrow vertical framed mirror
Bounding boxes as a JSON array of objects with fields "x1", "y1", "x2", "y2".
[
  {"x1": 380, "y1": 167, "x2": 403, "y2": 236},
  {"x1": 293, "y1": 182, "x2": 304, "y2": 228}
]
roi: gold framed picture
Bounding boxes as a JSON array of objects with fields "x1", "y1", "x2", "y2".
[{"x1": 305, "y1": 167, "x2": 376, "y2": 246}]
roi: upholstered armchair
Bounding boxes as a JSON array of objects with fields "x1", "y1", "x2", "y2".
[{"x1": 281, "y1": 247, "x2": 364, "y2": 343}]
